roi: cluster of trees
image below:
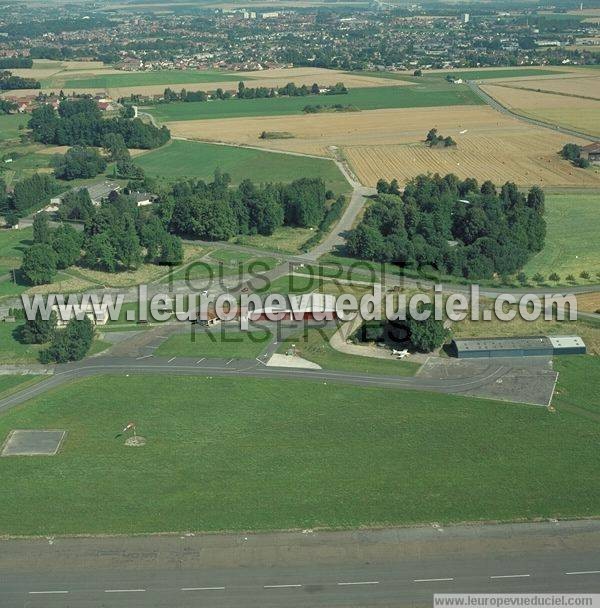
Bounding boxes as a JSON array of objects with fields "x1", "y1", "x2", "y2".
[
  {"x1": 161, "y1": 81, "x2": 348, "y2": 104},
  {"x1": 426, "y1": 128, "x2": 456, "y2": 148},
  {"x1": 28, "y1": 98, "x2": 170, "y2": 149},
  {"x1": 559, "y1": 143, "x2": 589, "y2": 168},
  {"x1": 0, "y1": 70, "x2": 40, "y2": 91},
  {"x1": 302, "y1": 104, "x2": 358, "y2": 113},
  {"x1": 53, "y1": 146, "x2": 107, "y2": 180},
  {"x1": 20, "y1": 190, "x2": 185, "y2": 284},
  {"x1": 0, "y1": 173, "x2": 60, "y2": 225},
  {"x1": 0, "y1": 99, "x2": 17, "y2": 114},
  {"x1": 18, "y1": 308, "x2": 94, "y2": 364},
  {"x1": 346, "y1": 173, "x2": 546, "y2": 280},
  {"x1": 0, "y1": 57, "x2": 33, "y2": 69},
  {"x1": 164, "y1": 173, "x2": 330, "y2": 241}
]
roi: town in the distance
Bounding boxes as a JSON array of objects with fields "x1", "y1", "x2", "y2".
[{"x1": 0, "y1": 0, "x2": 599, "y2": 607}]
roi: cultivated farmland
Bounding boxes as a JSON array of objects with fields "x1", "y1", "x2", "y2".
[
  {"x1": 147, "y1": 83, "x2": 483, "y2": 122},
  {"x1": 481, "y1": 83, "x2": 600, "y2": 138},
  {"x1": 344, "y1": 131, "x2": 600, "y2": 188},
  {"x1": 135, "y1": 139, "x2": 350, "y2": 193},
  {"x1": 165, "y1": 105, "x2": 520, "y2": 156}
]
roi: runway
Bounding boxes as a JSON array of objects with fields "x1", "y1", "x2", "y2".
[{"x1": 2, "y1": 520, "x2": 599, "y2": 607}]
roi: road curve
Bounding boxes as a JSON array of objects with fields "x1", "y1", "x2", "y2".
[{"x1": 0, "y1": 354, "x2": 510, "y2": 413}]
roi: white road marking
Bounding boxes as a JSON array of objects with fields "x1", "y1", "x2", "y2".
[
  {"x1": 226, "y1": 359, "x2": 234, "y2": 365},
  {"x1": 196, "y1": 358, "x2": 206, "y2": 364},
  {"x1": 167, "y1": 357, "x2": 176, "y2": 363},
  {"x1": 565, "y1": 571, "x2": 600, "y2": 576},
  {"x1": 490, "y1": 574, "x2": 530, "y2": 579},
  {"x1": 157, "y1": 336, "x2": 169, "y2": 339},
  {"x1": 264, "y1": 584, "x2": 302, "y2": 588},
  {"x1": 337, "y1": 581, "x2": 379, "y2": 586},
  {"x1": 136, "y1": 354, "x2": 153, "y2": 360},
  {"x1": 414, "y1": 578, "x2": 454, "y2": 583},
  {"x1": 104, "y1": 589, "x2": 146, "y2": 593},
  {"x1": 29, "y1": 591, "x2": 69, "y2": 594},
  {"x1": 146, "y1": 346, "x2": 159, "y2": 349},
  {"x1": 181, "y1": 586, "x2": 225, "y2": 591}
]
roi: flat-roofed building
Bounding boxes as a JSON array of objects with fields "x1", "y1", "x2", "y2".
[{"x1": 452, "y1": 335, "x2": 586, "y2": 358}]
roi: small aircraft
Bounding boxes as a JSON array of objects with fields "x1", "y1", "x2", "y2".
[{"x1": 392, "y1": 349, "x2": 410, "y2": 359}]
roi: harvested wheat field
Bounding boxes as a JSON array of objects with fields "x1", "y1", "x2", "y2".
[
  {"x1": 481, "y1": 84, "x2": 600, "y2": 137},
  {"x1": 503, "y1": 74, "x2": 600, "y2": 100},
  {"x1": 167, "y1": 105, "x2": 527, "y2": 156},
  {"x1": 344, "y1": 131, "x2": 600, "y2": 188},
  {"x1": 108, "y1": 74, "x2": 409, "y2": 99}
]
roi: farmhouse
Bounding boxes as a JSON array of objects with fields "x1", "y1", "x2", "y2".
[
  {"x1": 452, "y1": 335, "x2": 586, "y2": 358},
  {"x1": 580, "y1": 142, "x2": 600, "y2": 165}
]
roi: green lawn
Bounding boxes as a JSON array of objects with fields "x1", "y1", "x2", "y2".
[
  {"x1": 147, "y1": 83, "x2": 484, "y2": 122},
  {"x1": 0, "y1": 375, "x2": 43, "y2": 399},
  {"x1": 0, "y1": 114, "x2": 28, "y2": 141},
  {"x1": 278, "y1": 326, "x2": 420, "y2": 376},
  {"x1": 522, "y1": 194, "x2": 600, "y2": 280},
  {"x1": 155, "y1": 328, "x2": 271, "y2": 358},
  {"x1": 0, "y1": 358, "x2": 598, "y2": 535},
  {"x1": 59, "y1": 70, "x2": 247, "y2": 89},
  {"x1": 136, "y1": 140, "x2": 350, "y2": 194}
]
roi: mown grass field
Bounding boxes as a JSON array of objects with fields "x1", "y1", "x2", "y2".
[
  {"x1": 0, "y1": 357, "x2": 598, "y2": 536},
  {"x1": 147, "y1": 83, "x2": 484, "y2": 122},
  {"x1": 522, "y1": 193, "x2": 600, "y2": 279},
  {"x1": 0, "y1": 114, "x2": 28, "y2": 141},
  {"x1": 59, "y1": 70, "x2": 246, "y2": 89},
  {"x1": 136, "y1": 140, "x2": 350, "y2": 193},
  {"x1": 156, "y1": 328, "x2": 271, "y2": 359}
]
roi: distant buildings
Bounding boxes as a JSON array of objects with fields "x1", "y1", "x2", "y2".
[{"x1": 580, "y1": 142, "x2": 600, "y2": 165}]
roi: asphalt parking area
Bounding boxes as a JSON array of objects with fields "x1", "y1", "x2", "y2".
[{"x1": 1, "y1": 430, "x2": 66, "y2": 456}]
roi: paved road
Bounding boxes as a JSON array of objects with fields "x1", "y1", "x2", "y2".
[
  {"x1": 0, "y1": 351, "x2": 511, "y2": 412},
  {"x1": 467, "y1": 81, "x2": 598, "y2": 142},
  {"x1": 2, "y1": 520, "x2": 600, "y2": 607}
]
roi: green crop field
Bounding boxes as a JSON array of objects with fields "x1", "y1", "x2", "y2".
[
  {"x1": 0, "y1": 356, "x2": 598, "y2": 535},
  {"x1": 0, "y1": 114, "x2": 28, "y2": 141},
  {"x1": 147, "y1": 84, "x2": 484, "y2": 122},
  {"x1": 522, "y1": 193, "x2": 600, "y2": 280},
  {"x1": 58, "y1": 70, "x2": 248, "y2": 89},
  {"x1": 136, "y1": 140, "x2": 351, "y2": 193}
]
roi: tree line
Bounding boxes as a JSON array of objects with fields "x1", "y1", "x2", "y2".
[
  {"x1": 160, "y1": 81, "x2": 348, "y2": 104},
  {"x1": 0, "y1": 70, "x2": 40, "y2": 91},
  {"x1": 0, "y1": 57, "x2": 33, "y2": 69},
  {"x1": 346, "y1": 174, "x2": 546, "y2": 280},
  {"x1": 28, "y1": 97, "x2": 170, "y2": 149}
]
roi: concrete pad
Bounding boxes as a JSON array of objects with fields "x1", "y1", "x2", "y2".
[
  {"x1": 1, "y1": 430, "x2": 66, "y2": 456},
  {"x1": 266, "y1": 354, "x2": 322, "y2": 369}
]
